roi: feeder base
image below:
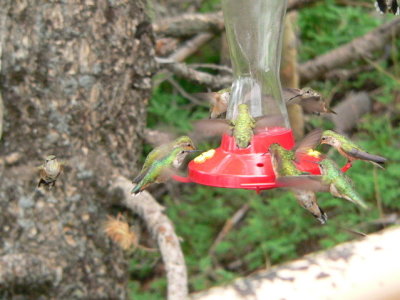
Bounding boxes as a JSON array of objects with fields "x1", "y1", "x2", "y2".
[{"x1": 184, "y1": 128, "x2": 322, "y2": 191}]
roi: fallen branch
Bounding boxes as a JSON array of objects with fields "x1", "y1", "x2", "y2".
[
  {"x1": 0, "y1": 253, "x2": 59, "y2": 290},
  {"x1": 299, "y1": 18, "x2": 400, "y2": 83},
  {"x1": 327, "y1": 92, "x2": 371, "y2": 133},
  {"x1": 168, "y1": 33, "x2": 214, "y2": 62},
  {"x1": 160, "y1": 60, "x2": 232, "y2": 90},
  {"x1": 153, "y1": 0, "x2": 320, "y2": 37},
  {"x1": 191, "y1": 226, "x2": 400, "y2": 300},
  {"x1": 112, "y1": 176, "x2": 188, "y2": 300}
]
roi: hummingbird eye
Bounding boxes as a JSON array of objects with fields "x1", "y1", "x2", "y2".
[
  {"x1": 321, "y1": 137, "x2": 326, "y2": 141},
  {"x1": 186, "y1": 143, "x2": 191, "y2": 147}
]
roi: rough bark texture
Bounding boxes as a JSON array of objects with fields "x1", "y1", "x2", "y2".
[
  {"x1": 0, "y1": 0, "x2": 156, "y2": 299},
  {"x1": 191, "y1": 227, "x2": 400, "y2": 300}
]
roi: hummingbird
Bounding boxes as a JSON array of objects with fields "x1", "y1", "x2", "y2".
[
  {"x1": 196, "y1": 87, "x2": 335, "y2": 118},
  {"x1": 320, "y1": 130, "x2": 387, "y2": 168},
  {"x1": 133, "y1": 136, "x2": 195, "y2": 184},
  {"x1": 277, "y1": 158, "x2": 368, "y2": 209},
  {"x1": 194, "y1": 88, "x2": 231, "y2": 119},
  {"x1": 131, "y1": 146, "x2": 195, "y2": 195},
  {"x1": 193, "y1": 104, "x2": 283, "y2": 148},
  {"x1": 284, "y1": 87, "x2": 336, "y2": 115},
  {"x1": 375, "y1": 0, "x2": 399, "y2": 14},
  {"x1": 37, "y1": 155, "x2": 64, "y2": 189},
  {"x1": 269, "y1": 129, "x2": 327, "y2": 224}
]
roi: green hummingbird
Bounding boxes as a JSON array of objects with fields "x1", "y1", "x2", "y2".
[
  {"x1": 131, "y1": 146, "x2": 194, "y2": 195},
  {"x1": 284, "y1": 87, "x2": 336, "y2": 115},
  {"x1": 375, "y1": 0, "x2": 399, "y2": 14},
  {"x1": 37, "y1": 155, "x2": 64, "y2": 189},
  {"x1": 193, "y1": 104, "x2": 283, "y2": 149},
  {"x1": 232, "y1": 103, "x2": 256, "y2": 148},
  {"x1": 320, "y1": 130, "x2": 387, "y2": 168},
  {"x1": 269, "y1": 129, "x2": 327, "y2": 224},
  {"x1": 277, "y1": 158, "x2": 368, "y2": 209},
  {"x1": 133, "y1": 136, "x2": 195, "y2": 184}
]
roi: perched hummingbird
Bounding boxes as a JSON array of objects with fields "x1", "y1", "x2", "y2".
[
  {"x1": 269, "y1": 130, "x2": 327, "y2": 224},
  {"x1": 277, "y1": 158, "x2": 368, "y2": 209},
  {"x1": 375, "y1": 0, "x2": 399, "y2": 14},
  {"x1": 131, "y1": 146, "x2": 194, "y2": 195},
  {"x1": 196, "y1": 87, "x2": 335, "y2": 118},
  {"x1": 194, "y1": 88, "x2": 231, "y2": 119},
  {"x1": 37, "y1": 155, "x2": 64, "y2": 189},
  {"x1": 133, "y1": 136, "x2": 195, "y2": 184},
  {"x1": 284, "y1": 87, "x2": 336, "y2": 115},
  {"x1": 320, "y1": 130, "x2": 387, "y2": 168},
  {"x1": 232, "y1": 104, "x2": 256, "y2": 148},
  {"x1": 193, "y1": 104, "x2": 283, "y2": 148}
]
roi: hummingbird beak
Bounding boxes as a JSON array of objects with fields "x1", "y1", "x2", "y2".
[
  {"x1": 304, "y1": 159, "x2": 321, "y2": 165},
  {"x1": 186, "y1": 150, "x2": 202, "y2": 153}
]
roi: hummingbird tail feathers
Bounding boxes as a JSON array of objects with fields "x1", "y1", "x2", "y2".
[
  {"x1": 327, "y1": 108, "x2": 337, "y2": 115},
  {"x1": 131, "y1": 184, "x2": 141, "y2": 195},
  {"x1": 347, "y1": 148, "x2": 387, "y2": 166}
]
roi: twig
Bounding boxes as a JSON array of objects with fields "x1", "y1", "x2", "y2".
[
  {"x1": 299, "y1": 18, "x2": 400, "y2": 83},
  {"x1": 168, "y1": 33, "x2": 214, "y2": 62},
  {"x1": 0, "y1": 253, "x2": 59, "y2": 290},
  {"x1": 112, "y1": 176, "x2": 188, "y2": 300},
  {"x1": 153, "y1": 0, "x2": 321, "y2": 37},
  {"x1": 161, "y1": 61, "x2": 232, "y2": 90},
  {"x1": 209, "y1": 204, "x2": 250, "y2": 256},
  {"x1": 188, "y1": 63, "x2": 233, "y2": 74},
  {"x1": 167, "y1": 77, "x2": 208, "y2": 106}
]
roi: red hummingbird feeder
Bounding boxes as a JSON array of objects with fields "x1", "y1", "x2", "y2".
[{"x1": 174, "y1": 0, "x2": 327, "y2": 191}]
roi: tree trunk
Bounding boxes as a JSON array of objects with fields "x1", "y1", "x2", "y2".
[{"x1": 0, "y1": 0, "x2": 155, "y2": 299}]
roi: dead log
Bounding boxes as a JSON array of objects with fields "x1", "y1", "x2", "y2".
[{"x1": 191, "y1": 227, "x2": 400, "y2": 300}]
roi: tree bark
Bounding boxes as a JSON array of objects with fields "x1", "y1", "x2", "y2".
[
  {"x1": 191, "y1": 227, "x2": 400, "y2": 300},
  {"x1": 0, "y1": 0, "x2": 155, "y2": 298}
]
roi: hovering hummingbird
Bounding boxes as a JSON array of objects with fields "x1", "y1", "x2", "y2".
[
  {"x1": 269, "y1": 129, "x2": 327, "y2": 224},
  {"x1": 196, "y1": 87, "x2": 335, "y2": 118},
  {"x1": 193, "y1": 104, "x2": 283, "y2": 148},
  {"x1": 284, "y1": 87, "x2": 336, "y2": 115},
  {"x1": 131, "y1": 146, "x2": 195, "y2": 195},
  {"x1": 320, "y1": 130, "x2": 387, "y2": 168},
  {"x1": 194, "y1": 88, "x2": 230, "y2": 119},
  {"x1": 375, "y1": 0, "x2": 399, "y2": 14},
  {"x1": 37, "y1": 155, "x2": 64, "y2": 189},
  {"x1": 133, "y1": 136, "x2": 195, "y2": 184},
  {"x1": 277, "y1": 158, "x2": 368, "y2": 209}
]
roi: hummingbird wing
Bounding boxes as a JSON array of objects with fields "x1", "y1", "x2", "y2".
[
  {"x1": 344, "y1": 148, "x2": 387, "y2": 167},
  {"x1": 254, "y1": 115, "x2": 284, "y2": 132},
  {"x1": 277, "y1": 175, "x2": 330, "y2": 192},
  {"x1": 194, "y1": 92, "x2": 229, "y2": 119},
  {"x1": 294, "y1": 129, "x2": 323, "y2": 154},
  {"x1": 192, "y1": 119, "x2": 231, "y2": 138},
  {"x1": 297, "y1": 97, "x2": 327, "y2": 114},
  {"x1": 282, "y1": 88, "x2": 303, "y2": 103}
]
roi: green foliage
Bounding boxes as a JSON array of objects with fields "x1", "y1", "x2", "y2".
[{"x1": 130, "y1": 1, "x2": 400, "y2": 298}]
